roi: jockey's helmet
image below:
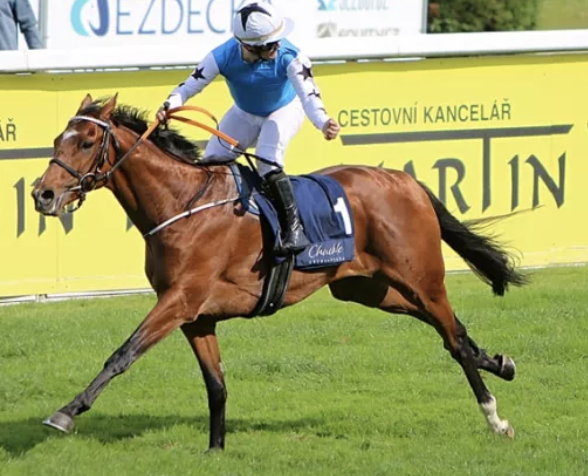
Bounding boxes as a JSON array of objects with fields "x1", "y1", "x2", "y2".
[{"x1": 233, "y1": 2, "x2": 294, "y2": 47}]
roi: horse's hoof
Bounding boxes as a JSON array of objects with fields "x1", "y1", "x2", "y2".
[
  {"x1": 491, "y1": 420, "x2": 515, "y2": 439},
  {"x1": 498, "y1": 355, "x2": 516, "y2": 381},
  {"x1": 205, "y1": 446, "x2": 224, "y2": 455},
  {"x1": 505, "y1": 424, "x2": 515, "y2": 440},
  {"x1": 43, "y1": 412, "x2": 75, "y2": 434}
]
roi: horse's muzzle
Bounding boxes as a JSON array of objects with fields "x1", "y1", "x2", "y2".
[{"x1": 32, "y1": 187, "x2": 59, "y2": 215}]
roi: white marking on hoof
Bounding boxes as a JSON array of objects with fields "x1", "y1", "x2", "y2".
[{"x1": 480, "y1": 395, "x2": 514, "y2": 438}]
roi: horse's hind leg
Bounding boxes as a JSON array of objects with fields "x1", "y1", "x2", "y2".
[
  {"x1": 330, "y1": 276, "x2": 514, "y2": 437},
  {"x1": 181, "y1": 317, "x2": 227, "y2": 451},
  {"x1": 43, "y1": 289, "x2": 192, "y2": 434},
  {"x1": 331, "y1": 278, "x2": 514, "y2": 379},
  {"x1": 414, "y1": 289, "x2": 515, "y2": 438}
]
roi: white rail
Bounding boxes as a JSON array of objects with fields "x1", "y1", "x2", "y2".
[{"x1": 1, "y1": 30, "x2": 587, "y2": 73}]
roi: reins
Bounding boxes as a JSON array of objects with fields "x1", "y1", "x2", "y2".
[
  {"x1": 166, "y1": 106, "x2": 281, "y2": 174},
  {"x1": 167, "y1": 106, "x2": 239, "y2": 148},
  {"x1": 53, "y1": 105, "x2": 274, "y2": 232}
]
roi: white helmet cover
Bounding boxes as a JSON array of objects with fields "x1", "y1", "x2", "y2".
[{"x1": 233, "y1": 2, "x2": 294, "y2": 46}]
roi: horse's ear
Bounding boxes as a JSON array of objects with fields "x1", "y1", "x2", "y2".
[
  {"x1": 101, "y1": 93, "x2": 118, "y2": 119},
  {"x1": 77, "y1": 94, "x2": 93, "y2": 113}
]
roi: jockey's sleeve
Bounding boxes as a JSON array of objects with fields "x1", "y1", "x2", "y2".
[
  {"x1": 166, "y1": 52, "x2": 220, "y2": 109},
  {"x1": 287, "y1": 53, "x2": 330, "y2": 130}
]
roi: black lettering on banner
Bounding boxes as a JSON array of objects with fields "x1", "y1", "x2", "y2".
[
  {"x1": 527, "y1": 153, "x2": 566, "y2": 208},
  {"x1": 433, "y1": 158, "x2": 470, "y2": 214},
  {"x1": 338, "y1": 104, "x2": 420, "y2": 128},
  {"x1": 341, "y1": 124, "x2": 573, "y2": 212},
  {"x1": 381, "y1": 108, "x2": 391, "y2": 126},
  {"x1": 423, "y1": 107, "x2": 433, "y2": 124},
  {"x1": 403, "y1": 107, "x2": 415, "y2": 125},
  {"x1": 361, "y1": 109, "x2": 370, "y2": 127},
  {"x1": 446, "y1": 107, "x2": 457, "y2": 123},
  {"x1": 502, "y1": 101, "x2": 512, "y2": 120},
  {"x1": 338, "y1": 110, "x2": 349, "y2": 127},
  {"x1": 403, "y1": 160, "x2": 417, "y2": 179},
  {"x1": 60, "y1": 213, "x2": 74, "y2": 235},
  {"x1": 435, "y1": 107, "x2": 445, "y2": 123},
  {"x1": 7, "y1": 123, "x2": 16, "y2": 141},
  {"x1": 509, "y1": 155, "x2": 520, "y2": 211},
  {"x1": 418, "y1": 100, "x2": 512, "y2": 125},
  {"x1": 471, "y1": 104, "x2": 480, "y2": 122},
  {"x1": 0, "y1": 118, "x2": 18, "y2": 142},
  {"x1": 14, "y1": 178, "x2": 25, "y2": 237}
]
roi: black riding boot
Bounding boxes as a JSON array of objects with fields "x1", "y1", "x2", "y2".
[{"x1": 265, "y1": 170, "x2": 310, "y2": 256}]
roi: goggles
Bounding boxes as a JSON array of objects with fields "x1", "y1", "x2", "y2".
[
  {"x1": 241, "y1": 40, "x2": 280, "y2": 53},
  {"x1": 256, "y1": 41, "x2": 279, "y2": 52}
]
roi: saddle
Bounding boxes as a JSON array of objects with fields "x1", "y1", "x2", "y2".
[{"x1": 230, "y1": 164, "x2": 355, "y2": 316}]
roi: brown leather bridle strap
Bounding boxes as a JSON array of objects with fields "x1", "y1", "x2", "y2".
[{"x1": 98, "y1": 118, "x2": 161, "y2": 180}]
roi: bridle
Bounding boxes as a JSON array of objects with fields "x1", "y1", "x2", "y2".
[{"x1": 49, "y1": 116, "x2": 119, "y2": 212}]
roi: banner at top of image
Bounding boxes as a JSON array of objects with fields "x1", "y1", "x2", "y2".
[{"x1": 47, "y1": 0, "x2": 426, "y2": 50}]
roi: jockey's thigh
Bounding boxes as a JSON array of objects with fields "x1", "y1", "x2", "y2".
[
  {"x1": 256, "y1": 97, "x2": 305, "y2": 177},
  {"x1": 202, "y1": 104, "x2": 263, "y2": 162}
]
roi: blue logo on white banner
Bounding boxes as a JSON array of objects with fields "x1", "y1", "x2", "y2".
[
  {"x1": 317, "y1": 0, "x2": 389, "y2": 12},
  {"x1": 70, "y1": 0, "x2": 253, "y2": 38},
  {"x1": 71, "y1": 0, "x2": 109, "y2": 37},
  {"x1": 317, "y1": 0, "x2": 337, "y2": 11}
]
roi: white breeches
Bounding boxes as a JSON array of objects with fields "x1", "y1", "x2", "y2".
[{"x1": 202, "y1": 97, "x2": 305, "y2": 177}]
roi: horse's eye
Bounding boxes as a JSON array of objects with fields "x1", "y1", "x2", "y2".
[{"x1": 82, "y1": 140, "x2": 94, "y2": 150}]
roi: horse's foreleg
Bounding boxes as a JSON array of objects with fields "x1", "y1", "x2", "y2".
[
  {"x1": 43, "y1": 289, "x2": 192, "y2": 434},
  {"x1": 181, "y1": 318, "x2": 226, "y2": 451}
]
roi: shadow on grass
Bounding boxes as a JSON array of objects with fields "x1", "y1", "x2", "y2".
[{"x1": 0, "y1": 413, "x2": 326, "y2": 457}]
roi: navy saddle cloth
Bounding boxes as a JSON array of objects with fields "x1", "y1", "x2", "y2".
[{"x1": 230, "y1": 164, "x2": 355, "y2": 270}]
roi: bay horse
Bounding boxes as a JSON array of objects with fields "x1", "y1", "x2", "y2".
[{"x1": 32, "y1": 95, "x2": 526, "y2": 451}]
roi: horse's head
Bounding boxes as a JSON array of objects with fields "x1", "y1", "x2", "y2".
[{"x1": 32, "y1": 94, "x2": 119, "y2": 216}]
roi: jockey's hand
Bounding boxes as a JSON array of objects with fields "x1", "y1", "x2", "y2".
[
  {"x1": 322, "y1": 118, "x2": 340, "y2": 141},
  {"x1": 156, "y1": 101, "x2": 170, "y2": 124}
]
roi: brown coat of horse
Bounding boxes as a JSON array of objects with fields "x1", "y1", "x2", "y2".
[{"x1": 32, "y1": 95, "x2": 526, "y2": 451}]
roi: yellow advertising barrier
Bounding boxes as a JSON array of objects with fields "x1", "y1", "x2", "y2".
[{"x1": 1, "y1": 54, "x2": 587, "y2": 297}]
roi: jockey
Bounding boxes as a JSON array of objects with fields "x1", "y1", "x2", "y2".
[{"x1": 157, "y1": 1, "x2": 341, "y2": 256}]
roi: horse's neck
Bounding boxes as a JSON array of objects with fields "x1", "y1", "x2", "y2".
[{"x1": 109, "y1": 128, "x2": 211, "y2": 236}]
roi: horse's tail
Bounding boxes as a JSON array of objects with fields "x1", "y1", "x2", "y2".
[{"x1": 420, "y1": 183, "x2": 527, "y2": 296}]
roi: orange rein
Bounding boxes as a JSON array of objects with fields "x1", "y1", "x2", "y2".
[{"x1": 165, "y1": 106, "x2": 240, "y2": 148}]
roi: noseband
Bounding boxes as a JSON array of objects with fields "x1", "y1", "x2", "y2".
[{"x1": 49, "y1": 115, "x2": 120, "y2": 212}]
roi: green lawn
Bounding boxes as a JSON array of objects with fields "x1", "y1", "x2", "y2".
[
  {"x1": 537, "y1": 0, "x2": 588, "y2": 29},
  {"x1": 1, "y1": 266, "x2": 588, "y2": 475}
]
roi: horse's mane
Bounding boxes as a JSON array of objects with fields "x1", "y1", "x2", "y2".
[{"x1": 81, "y1": 99, "x2": 202, "y2": 165}]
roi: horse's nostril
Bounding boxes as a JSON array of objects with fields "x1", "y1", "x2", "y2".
[{"x1": 40, "y1": 189, "x2": 55, "y2": 204}]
